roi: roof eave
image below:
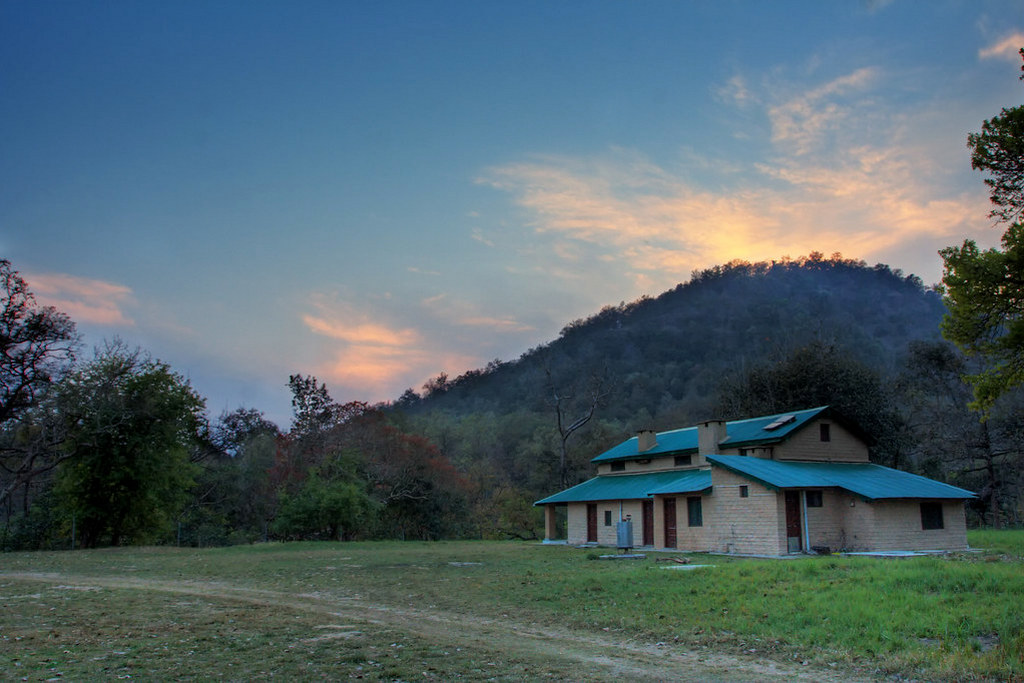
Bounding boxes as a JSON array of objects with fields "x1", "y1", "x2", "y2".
[
  {"x1": 718, "y1": 436, "x2": 787, "y2": 450},
  {"x1": 592, "y1": 447, "x2": 698, "y2": 463},
  {"x1": 649, "y1": 485, "x2": 713, "y2": 497}
]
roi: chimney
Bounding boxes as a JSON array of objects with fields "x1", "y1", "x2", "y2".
[
  {"x1": 698, "y1": 419, "x2": 727, "y2": 455},
  {"x1": 636, "y1": 429, "x2": 657, "y2": 452}
]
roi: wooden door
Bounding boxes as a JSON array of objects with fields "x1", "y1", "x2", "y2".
[
  {"x1": 642, "y1": 499, "x2": 654, "y2": 546},
  {"x1": 663, "y1": 498, "x2": 677, "y2": 548},
  {"x1": 784, "y1": 491, "x2": 802, "y2": 553},
  {"x1": 586, "y1": 503, "x2": 597, "y2": 543}
]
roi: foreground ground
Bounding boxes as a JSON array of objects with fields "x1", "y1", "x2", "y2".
[{"x1": 2, "y1": 531, "x2": 1022, "y2": 681}]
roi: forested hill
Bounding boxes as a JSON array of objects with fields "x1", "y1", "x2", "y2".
[{"x1": 399, "y1": 254, "x2": 945, "y2": 430}]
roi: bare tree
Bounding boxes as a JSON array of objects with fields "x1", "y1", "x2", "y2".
[{"x1": 546, "y1": 367, "x2": 610, "y2": 488}]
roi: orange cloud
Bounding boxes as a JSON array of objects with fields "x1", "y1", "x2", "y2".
[
  {"x1": 480, "y1": 66, "x2": 990, "y2": 291},
  {"x1": 318, "y1": 344, "x2": 431, "y2": 387},
  {"x1": 979, "y1": 33, "x2": 1024, "y2": 61},
  {"x1": 302, "y1": 314, "x2": 420, "y2": 347},
  {"x1": 24, "y1": 271, "x2": 134, "y2": 326},
  {"x1": 301, "y1": 298, "x2": 485, "y2": 398}
]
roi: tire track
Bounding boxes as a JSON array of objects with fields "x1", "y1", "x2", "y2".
[{"x1": 1, "y1": 571, "x2": 873, "y2": 682}]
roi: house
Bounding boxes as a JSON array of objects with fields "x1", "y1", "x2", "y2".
[{"x1": 535, "y1": 406, "x2": 975, "y2": 555}]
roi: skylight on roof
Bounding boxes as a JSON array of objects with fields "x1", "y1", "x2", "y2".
[{"x1": 764, "y1": 414, "x2": 796, "y2": 431}]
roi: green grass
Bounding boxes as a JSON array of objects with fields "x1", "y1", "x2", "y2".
[
  {"x1": 967, "y1": 527, "x2": 1024, "y2": 558},
  {"x1": 2, "y1": 530, "x2": 1022, "y2": 681}
]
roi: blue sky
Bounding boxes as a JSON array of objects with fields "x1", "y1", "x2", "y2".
[{"x1": 3, "y1": 1, "x2": 1022, "y2": 426}]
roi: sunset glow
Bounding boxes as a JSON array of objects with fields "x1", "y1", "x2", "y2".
[{"x1": 3, "y1": 4, "x2": 1019, "y2": 423}]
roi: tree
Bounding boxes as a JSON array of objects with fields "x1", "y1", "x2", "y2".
[
  {"x1": 288, "y1": 374, "x2": 338, "y2": 437},
  {"x1": 967, "y1": 49, "x2": 1024, "y2": 225},
  {"x1": 272, "y1": 470, "x2": 376, "y2": 541},
  {"x1": 941, "y1": 226, "x2": 1024, "y2": 414},
  {"x1": 177, "y1": 407, "x2": 281, "y2": 545},
  {"x1": 0, "y1": 259, "x2": 78, "y2": 424},
  {"x1": 545, "y1": 366, "x2": 610, "y2": 488},
  {"x1": 716, "y1": 341, "x2": 905, "y2": 466},
  {"x1": 55, "y1": 342, "x2": 207, "y2": 547},
  {"x1": 275, "y1": 375, "x2": 369, "y2": 491},
  {"x1": 338, "y1": 410, "x2": 468, "y2": 540},
  {"x1": 0, "y1": 259, "x2": 79, "y2": 510},
  {"x1": 940, "y1": 48, "x2": 1024, "y2": 413},
  {"x1": 896, "y1": 341, "x2": 1017, "y2": 526},
  {"x1": 212, "y1": 407, "x2": 279, "y2": 457}
]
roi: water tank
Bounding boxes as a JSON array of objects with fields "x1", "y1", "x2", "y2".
[{"x1": 616, "y1": 519, "x2": 634, "y2": 550}]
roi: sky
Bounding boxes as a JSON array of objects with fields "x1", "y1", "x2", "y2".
[{"x1": 2, "y1": 1, "x2": 1023, "y2": 428}]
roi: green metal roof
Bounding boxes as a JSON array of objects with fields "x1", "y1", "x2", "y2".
[
  {"x1": 706, "y1": 455, "x2": 975, "y2": 501},
  {"x1": 534, "y1": 469, "x2": 712, "y2": 505},
  {"x1": 719, "y1": 406, "x2": 835, "y2": 449},
  {"x1": 591, "y1": 406, "x2": 830, "y2": 463},
  {"x1": 589, "y1": 426, "x2": 698, "y2": 463}
]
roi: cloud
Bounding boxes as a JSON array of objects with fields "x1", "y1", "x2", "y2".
[
  {"x1": 480, "y1": 66, "x2": 989, "y2": 295},
  {"x1": 979, "y1": 33, "x2": 1024, "y2": 61},
  {"x1": 300, "y1": 297, "x2": 482, "y2": 399},
  {"x1": 715, "y1": 74, "x2": 757, "y2": 109},
  {"x1": 864, "y1": 0, "x2": 895, "y2": 11},
  {"x1": 24, "y1": 271, "x2": 135, "y2": 326},
  {"x1": 767, "y1": 67, "x2": 878, "y2": 155},
  {"x1": 302, "y1": 314, "x2": 420, "y2": 347},
  {"x1": 470, "y1": 228, "x2": 495, "y2": 247},
  {"x1": 421, "y1": 293, "x2": 534, "y2": 333},
  {"x1": 302, "y1": 298, "x2": 423, "y2": 388},
  {"x1": 320, "y1": 343, "x2": 432, "y2": 388}
]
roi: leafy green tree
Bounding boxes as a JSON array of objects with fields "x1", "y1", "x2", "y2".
[
  {"x1": 967, "y1": 50, "x2": 1024, "y2": 226},
  {"x1": 941, "y1": 49, "x2": 1024, "y2": 413},
  {"x1": 941, "y1": 225, "x2": 1024, "y2": 414},
  {"x1": 272, "y1": 470, "x2": 376, "y2": 540},
  {"x1": 55, "y1": 342, "x2": 207, "y2": 547}
]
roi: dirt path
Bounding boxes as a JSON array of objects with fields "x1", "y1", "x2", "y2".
[{"x1": 3, "y1": 571, "x2": 874, "y2": 682}]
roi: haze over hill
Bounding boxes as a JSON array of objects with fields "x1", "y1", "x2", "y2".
[
  {"x1": 401, "y1": 254, "x2": 944, "y2": 426},
  {"x1": 387, "y1": 254, "x2": 977, "y2": 518}
]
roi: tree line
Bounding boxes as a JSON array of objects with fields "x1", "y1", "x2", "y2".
[
  {"x1": 5, "y1": 50, "x2": 1024, "y2": 548},
  {"x1": 4, "y1": 246, "x2": 1022, "y2": 550},
  {"x1": 0, "y1": 266, "x2": 476, "y2": 549}
]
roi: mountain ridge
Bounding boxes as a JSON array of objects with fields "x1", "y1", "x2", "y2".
[{"x1": 400, "y1": 254, "x2": 945, "y2": 427}]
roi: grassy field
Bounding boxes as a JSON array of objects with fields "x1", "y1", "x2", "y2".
[{"x1": 2, "y1": 530, "x2": 1022, "y2": 681}]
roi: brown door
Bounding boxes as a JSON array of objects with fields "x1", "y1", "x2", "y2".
[
  {"x1": 663, "y1": 498, "x2": 677, "y2": 548},
  {"x1": 642, "y1": 499, "x2": 654, "y2": 546},
  {"x1": 586, "y1": 503, "x2": 597, "y2": 543},
  {"x1": 785, "y1": 491, "x2": 802, "y2": 553}
]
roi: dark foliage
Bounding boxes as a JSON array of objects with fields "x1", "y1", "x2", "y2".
[
  {"x1": 0, "y1": 260, "x2": 79, "y2": 511},
  {"x1": 393, "y1": 254, "x2": 953, "y2": 535},
  {"x1": 941, "y1": 48, "x2": 1024, "y2": 413}
]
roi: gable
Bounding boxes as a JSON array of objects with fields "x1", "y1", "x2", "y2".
[{"x1": 768, "y1": 418, "x2": 869, "y2": 462}]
